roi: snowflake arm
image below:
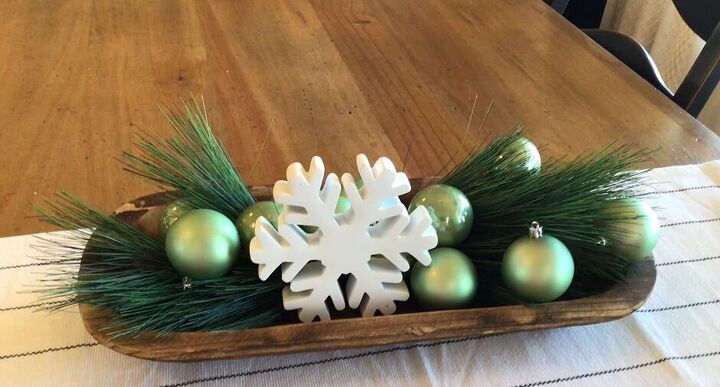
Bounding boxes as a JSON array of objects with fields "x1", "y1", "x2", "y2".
[
  {"x1": 283, "y1": 262, "x2": 345, "y2": 322},
  {"x1": 345, "y1": 204, "x2": 437, "y2": 316},
  {"x1": 250, "y1": 218, "x2": 318, "y2": 282},
  {"x1": 346, "y1": 257, "x2": 409, "y2": 317},
  {"x1": 251, "y1": 156, "x2": 341, "y2": 282},
  {"x1": 368, "y1": 205, "x2": 436, "y2": 270},
  {"x1": 342, "y1": 155, "x2": 410, "y2": 227},
  {"x1": 274, "y1": 156, "x2": 340, "y2": 232}
]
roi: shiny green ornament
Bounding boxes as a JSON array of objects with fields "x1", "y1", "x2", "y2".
[
  {"x1": 502, "y1": 222, "x2": 574, "y2": 302},
  {"x1": 165, "y1": 209, "x2": 240, "y2": 280},
  {"x1": 410, "y1": 247, "x2": 478, "y2": 310},
  {"x1": 408, "y1": 184, "x2": 473, "y2": 246},
  {"x1": 236, "y1": 201, "x2": 282, "y2": 246},
  {"x1": 159, "y1": 200, "x2": 193, "y2": 236},
  {"x1": 606, "y1": 198, "x2": 660, "y2": 261},
  {"x1": 498, "y1": 136, "x2": 541, "y2": 171}
]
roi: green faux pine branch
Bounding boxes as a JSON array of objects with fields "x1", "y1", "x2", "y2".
[
  {"x1": 33, "y1": 192, "x2": 285, "y2": 338},
  {"x1": 444, "y1": 128, "x2": 651, "y2": 291},
  {"x1": 32, "y1": 99, "x2": 653, "y2": 337},
  {"x1": 32, "y1": 100, "x2": 287, "y2": 337},
  {"x1": 122, "y1": 97, "x2": 254, "y2": 220}
]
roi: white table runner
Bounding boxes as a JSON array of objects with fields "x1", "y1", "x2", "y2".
[{"x1": 2, "y1": 161, "x2": 720, "y2": 386}]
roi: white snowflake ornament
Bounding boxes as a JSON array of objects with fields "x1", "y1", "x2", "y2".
[{"x1": 250, "y1": 154, "x2": 438, "y2": 322}]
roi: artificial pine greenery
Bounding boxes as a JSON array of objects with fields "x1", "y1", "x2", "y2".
[
  {"x1": 33, "y1": 102, "x2": 285, "y2": 337},
  {"x1": 443, "y1": 128, "x2": 650, "y2": 301},
  {"x1": 33, "y1": 100, "x2": 650, "y2": 337},
  {"x1": 122, "y1": 97, "x2": 254, "y2": 220}
]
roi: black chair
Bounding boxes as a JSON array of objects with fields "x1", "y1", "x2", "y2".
[
  {"x1": 543, "y1": 0, "x2": 569, "y2": 15},
  {"x1": 584, "y1": 0, "x2": 720, "y2": 117}
]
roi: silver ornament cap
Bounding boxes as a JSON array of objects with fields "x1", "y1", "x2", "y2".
[
  {"x1": 529, "y1": 221, "x2": 543, "y2": 239},
  {"x1": 502, "y1": 221, "x2": 575, "y2": 302}
]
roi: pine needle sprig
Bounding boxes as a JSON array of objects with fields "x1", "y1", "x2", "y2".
[
  {"x1": 121, "y1": 97, "x2": 254, "y2": 220},
  {"x1": 32, "y1": 192, "x2": 166, "y2": 278},
  {"x1": 32, "y1": 192, "x2": 165, "y2": 311},
  {"x1": 31, "y1": 100, "x2": 287, "y2": 337},
  {"x1": 443, "y1": 128, "x2": 651, "y2": 285},
  {"x1": 31, "y1": 102, "x2": 653, "y2": 335},
  {"x1": 32, "y1": 192, "x2": 286, "y2": 337}
]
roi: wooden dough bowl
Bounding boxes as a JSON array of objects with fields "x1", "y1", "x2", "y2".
[{"x1": 79, "y1": 178, "x2": 656, "y2": 361}]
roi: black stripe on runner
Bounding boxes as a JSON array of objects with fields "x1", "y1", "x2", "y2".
[
  {"x1": 161, "y1": 333, "x2": 507, "y2": 387},
  {"x1": 637, "y1": 185, "x2": 720, "y2": 196},
  {"x1": 0, "y1": 262, "x2": 54, "y2": 271},
  {"x1": 661, "y1": 217, "x2": 720, "y2": 228},
  {"x1": 0, "y1": 343, "x2": 98, "y2": 360},
  {"x1": 161, "y1": 294, "x2": 720, "y2": 386},
  {"x1": 512, "y1": 350, "x2": 720, "y2": 387},
  {"x1": 1, "y1": 296, "x2": 716, "y2": 379},
  {"x1": 0, "y1": 300, "x2": 67, "y2": 312},
  {"x1": 656, "y1": 255, "x2": 720, "y2": 266},
  {"x1": 636, "y1": 299, "x2": 720, "y2": 313}
]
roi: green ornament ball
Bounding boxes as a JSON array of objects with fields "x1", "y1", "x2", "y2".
[
  {"x1": 606, "y1": 198, "x2": 660, "y2": 261},
  {"x1": 354, "y1": 178, "x2": 364, "y2": 190},
  {"x1": 502, "y1": 223, "x2": 574, "y2": 302},
  {"x1": 498, "y1": 136, "x2": 541, "y2": 171},
  {"x1": 408, "y1": 184, "x2": 473, "y2": 246},
  {"x1": 165, "y1": 209, "x2": 240, "y2": 280},
  {"x1": 159, "y1": 199, "x2": 193, "y2": 236},
  {"x1": 236, "y1": 201, "x2": 282, "y2": 246},
  {"x1": 410, "y1": 247, "x2": 478, "y2": 310},
  {"x1": 335, "y1": 195, "x2": 352, "y2": 214}
]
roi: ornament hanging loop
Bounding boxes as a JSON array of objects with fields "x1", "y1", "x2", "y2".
[{"x1": 528, "y1": 221, "x2": 543, "y2": 239}]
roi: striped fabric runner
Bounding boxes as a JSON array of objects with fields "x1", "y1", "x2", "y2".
[{"x1": 2, "y1": 161, "x2": 720, "y2": 386}]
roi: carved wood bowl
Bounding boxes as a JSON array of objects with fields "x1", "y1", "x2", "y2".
[{"x1": 79, "y1": 178, "x2": 656, "y2": 361}]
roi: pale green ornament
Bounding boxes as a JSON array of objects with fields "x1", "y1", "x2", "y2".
[
  {"x1": 606, "y1": 198, "x2": 660, "y2": 260},
  {"x1": 236, "y1": 201, "x2": 282, "y2": 246},
  {"x1": 502, "y1": 222, "x2": 574, "y2": 302},
  {"x1": 165, "y1": 209, "x2": 240, "y2": 280},
  {"x1": 335, "y1": 195, "x2": 352, "y2": 214},
  {"x1": 354, "y1": 178, "x2": 364, "y2": 190},
  {"x1": 340, "y1": 177, "x2": 361, "y2": 209},
  {"x1": 159, "y1": 199, "x2": 192, "y2": 236},
  {"x1": 410, "y1": 247, "x2": 478, "y2": 310},
  {"x1": 408, "y1": 184, "x2": 473, "y2": 246},
  {"x1": 498, "y1": 136, "x2": 541, "y2": 171}
]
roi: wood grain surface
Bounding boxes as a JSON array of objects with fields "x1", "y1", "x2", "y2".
[
  {"x1": 79, "y1": 185, "x2": 656, "y2": 361},
  {"x1": 1, "y1": 0, "x2": 719, "y2": 237}
]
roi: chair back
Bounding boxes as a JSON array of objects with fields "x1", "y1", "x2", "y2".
[
  {"x1": 672, "y1": 0, "x2": 720, "y2": 116},
  {"x1": 673, "y1": 0, "x2": 720, "y2": 42}
]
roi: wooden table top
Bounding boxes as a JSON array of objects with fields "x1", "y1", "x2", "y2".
[{"x1": 1, "y1": 0, "x2": 719, "y2": 237}]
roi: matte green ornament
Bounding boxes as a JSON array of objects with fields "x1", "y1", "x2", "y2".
[
  {"x1": 606, "y1": 198, "x2": 660, "y2": 260},
  {"x1": 502, "y1": 222, "x2": 574, "y2": 302},
  {"x1": 236, "y1": 201, "x2": 282, "y2": 246},
  {"x1": 410, "y1": 247, "x2": 478, "y2": 310},
  {"x1": 497, "y1": 136, "x2": 541, "y2": 171},
  {"x1": 408, "y1": 184, "x2": 473, "y2": 246},
  {"x1": 165, "y1": 209, "x2": 240, "y2": 280},
  {"x1": 159, "y1": 199, "x2": 192, "y2": 236}
]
